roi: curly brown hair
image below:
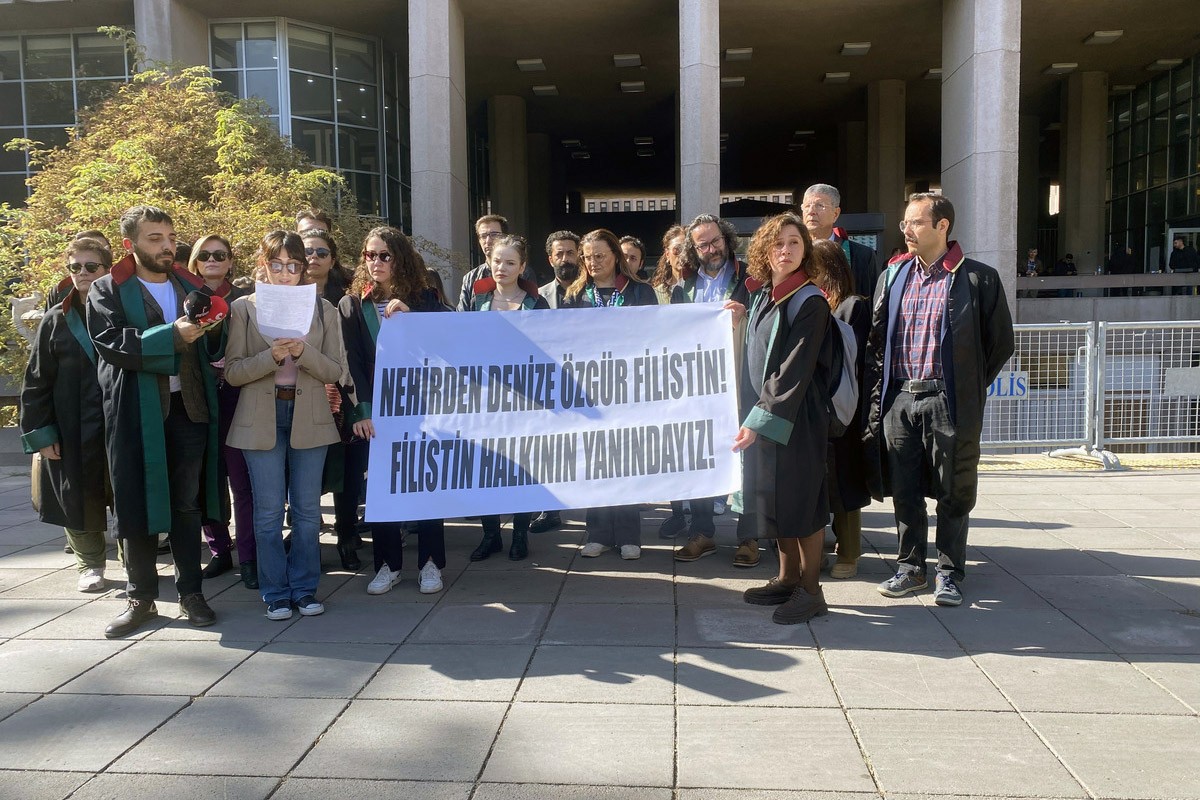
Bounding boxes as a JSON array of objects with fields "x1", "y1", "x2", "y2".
[
  {"x1": 651, "y1": 225, "x2": 685, "y2": 289},
  {"x1": 350, "y1": 226, "x2": 429, "y2": 304},
  {"x1": 565, "y1": 229, "x2": 646, "y2": 303},
  {"x1": 809, "y1": 239, "x2": 856, "y2": 309},
  {"x1": 745, "y1": 212, "x2": 816, "y2": 289}
]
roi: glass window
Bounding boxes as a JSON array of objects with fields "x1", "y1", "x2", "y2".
[
  {"x1": 24, "y1": 81, "x2": 75, "y2": 126},
  {"x1": 1170, "y1": 141, "x2": 1190, "y2": 180},
  {"x1": 1152, "y1": 75, "x2": 1171, "y2": 114},
  {"x1": 76, "y1": 78, "x2": 122, "y2": 110},
  {"x1": 623, "y1": 200, "x2": 631, "y2": 211},
  {"x1": 243, "y1": 22, "x2": 278, "y2": 69},
  {"x1": 336, "y1": 81, "x2": 377, "y2": 127},
  {"x1": 245, "y1": 70, "x2": 280, "y2": 115},
  {"x1": 1128, "y1": 192, "x2": 1146, "y2": 231},
  {"x1": 26, "y1": 126, "x2": 68, "y2": 151},
  {"x1": 600, "y1": 202, "x2": 607, "y2": 212},
  {"x1": 636, "y1": 200, "x2": 644, "y2": 210},
  {"x1": 1167, "y1": 180, "x2": 1189, "y2": 217},
  {"x1": 288, "y1": 26, "x2": 332, "y2": 75},
  {"x1": 588, "y1": 201, "x2": 596, "y2": 213},
  {"x1": 1151, "y1": 113, "x2": 1169, "y2": 151},
  {"x1": 1114, "y1": 127, "x2": 1130, "y2": 164},
  {"x1": 24, "y1": 35, "x2": 72, "y2": 80},
  {"x1": 211, "y1": 23, "x2": 243, "y2": 70},
  {"x1": 1132, "y1": 120, "x2": 1149, "y2": 158},
  {"x1": 213, "y1": 69, "x2": 242, "y2": 98},
  {"x1": 290, "y1": 118, "x2": 335, "y2": 166},
  {"x1": 289, "y1": 73, "x2": 334, "y2": 120},
  {"x1": 1174, "y1": 63, "x2": 1193, "y2": 105},
  {"x1": 0, "y1": 173, "x2": 27, "y2": 206},
  {"x1": 1114, "y1": 93, "x2": 1132, "y2": 128},
  {"x1": 0, "y1": 127, "x2": 25, "y2": 171},
  {"x1": 335, "y1": 35, "x2": 375, "y2": 85},
  {"x1": 338, "y1": 125, "x2": 379, "y2": 172},
  {"x1": 1148, "y1": 186, "x2": 1166, "y2": 225},
  {"x1": 1113, "y1": 161, "x2": 1129, "y2": 198},
  {"x1": 385, "y1": 132, "x2": 400, "y2": 178},
  {"x1": 74, "y1": 33, "x2": 124, "y2": 78},
  {"x1": 0, "y1": 37, "x2": 20, "y2": 81},
  {"x1": 346, "y1": 170, "x2": 380, "y2": 215},
  {"x1": 648, "y1": 199, "x2": 656, "y2": 210},
  {"x1": 0, "y1": 83, "x2": 21, "y2": 125},
  {"x1": 1172, "y1": 102, "x2": 1192, "y2": 143},
  {"x1": 1111, "y1": 197, "x2": 1128, "y2": 231},
  {"x1": 1131, "y1": 156, "x2": 1148, "y2": 192},
  {"x1": 1134, "y1": 84, "x2": 1151, "y2": 121}
]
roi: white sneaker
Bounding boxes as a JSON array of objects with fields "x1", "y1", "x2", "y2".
[
  {"x1": 77, "y1": 568, "x2": 105, "y2": 593},
  {"x1": 418, "y1": 560, "x2": 443, "y2": 594},
  {"x1": 367, "y1": 565, "x2": 400, "y2": 595},
  {"x1": 619, "y1": 545, "x2": 641, "y2": 560},
  {"x1": 580, "y1": 542, "x2": 609, "y2": 558}
]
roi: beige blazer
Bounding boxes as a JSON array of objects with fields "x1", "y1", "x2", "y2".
[{"x1": 224, "y1": 293, "x2": 344, "y2": 451}]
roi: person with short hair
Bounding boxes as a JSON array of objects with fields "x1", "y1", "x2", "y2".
[
  {"x1": 800, "y1": 183, "x2": 880, "y2": 298},
  {"x1": 296, "y1": 208, "x2": 334, "y2": 237},
  {"x1": 341, "y1": 227, "x2": 450, "y2": 595},
  {"x1": 457, "y1": 214, "x2": 538, "y2": 311},
  {"x1": 537, "y1": 230, "x2": 581, "y2": 310},
  {"x1": 21, "y1": 238, "x2": 114, "y2": 593},
  {"x1": 865, "y1": 193, "x2": 1014, "y2": 607},
  {"x1": 87, "y1": 205, "x2": 223, "y2": 637},
  {"x1": 619, "y1": 235, "x2": 649, "y2": 279}
]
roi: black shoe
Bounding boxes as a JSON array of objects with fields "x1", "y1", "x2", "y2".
[
  {"x1": 470, "y1": 530, "x2": 503, "y2": 561},
  {"x1": 201, "y1": 552, "x2": 233, "y2": 579},
  {"x1": 337, "y1": 542, "x2": 362, "y2": 571},
  {"x1": 64, "y1": 542, "x2": 73, "y2": 554},
  {"x1": 179, "y1": 593, "x2": 216, "y2": 627},
  {"x1": 509, "y1": 530, "x2": 529, "y2": 561},
  {"x1": 658, "y1": 513, "x2": 688, "y2": 539},
  {"x1": 528, "y1": 511, "x2": 562, "y2": 534},
  {"x1": 743, "y1": 578, "x2": 799, "y2": 606},
  {"x1": 240, "y1": 560, "x2": 259, "y2": 590},
  {"x1": 104, "y1": 599, "x2": 159, "y2": 638},
  {"x1": 772, "y1": 586, "x2": 829, "y2": 625}
]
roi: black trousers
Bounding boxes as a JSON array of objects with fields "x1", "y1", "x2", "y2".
[
  {"x1": 482, "y1": 513, "x2": 532, "y2": 538},
  {"x1": 373, "y1": 519, "x2": 446, "y2": 573},
  {"x1": 124, "y1": 393, "x2": 207, "y2": 601},
  {"x1": 669, "y1": 497, "x2": 717, "y2": 535},
  {"x1": 882, "y1": 387, "x2": 977, "y2": 581},
  {"x1": 334, "y1": 438, "x2": 368, "y2": 542}
]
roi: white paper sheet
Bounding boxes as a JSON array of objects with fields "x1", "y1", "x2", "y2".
[{"x1": 254, "y1": 282, "x2": 316, "y2": 339}]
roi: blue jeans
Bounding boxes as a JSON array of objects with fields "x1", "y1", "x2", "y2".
[{"x1": 242, "y1": 399, "x2": 328, "y2": 604}]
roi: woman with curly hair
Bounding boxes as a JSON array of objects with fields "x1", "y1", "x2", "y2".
[
  {"x1": 650, "y1": 225, "x2": 686, "y2": 305},
  {"x1": 339, "y1": 226, "x2": 449, "y2": 595},
  {"x1": 225, "y1": 230, "x2": 345, "y2": 620},
  {"x1": 734, "y1": 211, "x2": 835, "y2": 624}
]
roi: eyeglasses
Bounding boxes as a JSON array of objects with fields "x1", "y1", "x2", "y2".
[
  {"x1": 898, "y1": 218, "x2": 930, "y2": 232},
  {"x1": 477, "y1": 231, "x2": 503, "y2": 241},
  {"x1": 694, "y1": 236, "x2": 724, "y2": 253},
  {"x1": 305, "y1": 247, "x2": 331, "y2": 258},
  {"x1": 361, "y1": 250, "x2": 394, "y2": 263},
  {"x1": 800, "y1": 202, "x2": 831, "y2": 213},
  {"x1": 67, "y1": 261, "x2": 106, "y2": 274},
  {"x1": 195, "y1": 250, "x2": 229, "y2": 263},
  {"x1": 267, "y1": 260, "x2": 305, "y2": 275}
]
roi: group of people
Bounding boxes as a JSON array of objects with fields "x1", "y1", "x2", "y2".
[{"x1": 19, "y1": 181, "x2": 1014, "y2": 636}]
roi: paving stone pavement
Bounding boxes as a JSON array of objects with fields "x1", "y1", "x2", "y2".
[{"x1": 0, "y1": 465, "x2": 1199, "y2": 799}]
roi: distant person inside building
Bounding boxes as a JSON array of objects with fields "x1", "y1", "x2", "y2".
[
  {"x1": 1169, "y1": 235, "x2": 1200, "y2": 296},
  {"x1": 1021, "y1": 247, "x2": 1043, "y2": 277},
  {"x1": 1052, "y1": 252, "x2": 1077, "y2": 276},
  {"x1": 1107, "y1": 244, "x2": 1137, "y2": 297}
]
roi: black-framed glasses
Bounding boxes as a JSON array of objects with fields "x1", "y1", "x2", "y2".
[
  {"x1": 67, "y1": 261, "x2": 106, "y2": 274},
  {"x1": 361, "y1": 250, "x2": 394, "y2": 263},
  {"x1": 195, "y1": 250, "x2": 230, "y2": 263},
  {"x1": 267, "y1": 260, "x2": 305, "y2": 275},
  {"x1": 695, "y1": 236, "x2": 724, "y2": 252},
  {"x1": 305, "y1": 247, "x2": 331, "y2": 258}
]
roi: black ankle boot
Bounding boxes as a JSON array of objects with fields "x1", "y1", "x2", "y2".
[
  {"x1": 509, "y1": 523, "x2": 529, "y2": 561},
  {"x1": 337, "y1": 542, "x2": 362, "y2": 571},
  {"x1": 470, "y1": 527, "x2": 503, "y2": 561}
]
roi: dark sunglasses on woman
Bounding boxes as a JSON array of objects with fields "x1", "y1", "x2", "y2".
[
  {"x1": 305, "y1": 247, "x2": 331, "y2": 258},
  {"x1": 267, "y1": 260, "x2": 305, "y2": 275},
  {"x1": 361, "y1": 250, "x2": 394, "y2": 263},
  {"x1": 196, "y1": 250, "x2": 230, "y2": 262},
  {"x1": 67, "y1": 261, "x2": 106, "y2": 274}
]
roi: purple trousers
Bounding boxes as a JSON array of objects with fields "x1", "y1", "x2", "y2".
[{"x1": 203, "y1": 381, "x2": 256, "y2": 563}]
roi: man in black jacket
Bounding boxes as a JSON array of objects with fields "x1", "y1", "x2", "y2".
[
  {"x1": 863, "y1": 193, "x2": 1014, "y2": 607},
  {"x1": 800, "y1": 183, "x2": 880, "y2": 299}
]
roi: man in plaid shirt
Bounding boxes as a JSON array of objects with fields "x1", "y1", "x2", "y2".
[{"x1": 862, "y1": 193, "x2": 1014, "y2": 607}]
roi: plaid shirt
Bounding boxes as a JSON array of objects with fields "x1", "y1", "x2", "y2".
[{"x1": 890, "y1": 255, "x2": 952, "y2": 381}]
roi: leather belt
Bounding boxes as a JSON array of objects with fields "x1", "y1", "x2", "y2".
[
  {"x1": 275, "y1": 385, "x2": 296, "y2": 401},
  {"x1": 899, "y1": 379, "x2": 945, "y2": 394}
]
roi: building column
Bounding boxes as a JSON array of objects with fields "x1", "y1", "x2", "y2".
[
  {"x1": 941, "y1": 0, "x2": 1021, "y2": 309},
  {"x1": 487, "y1": 95, "x2": 529, "y2": 239},
  {"x1": 1017, "y1": 113, "x2": 1041, "y2": 260},
  {"x1": 133, "y1": 0, "x2": 208, "y2": 67},
  {"x1": 409, "y1": 0, "x2": 470, "y2": 280},
  {"x1": 837, "y1": 121, "x2": 868, "y2": 212},
  {"x1": 678, "y1": 0, "x2": 720, "y2": 224},
  {"x1": 1060, "y1": 71, "x2": 1108, "y2": 269},
  {"x1": 867, "y1": 80, "x2": 906, "y2": 256}
]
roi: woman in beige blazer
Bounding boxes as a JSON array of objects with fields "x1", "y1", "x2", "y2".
[{"x1": 225, "y1": 230, "x2": 344, "y2": 621}]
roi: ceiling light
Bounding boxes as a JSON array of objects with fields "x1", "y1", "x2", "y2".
[
  {"x1": 719, "y1": 132, "x2": 729, "y2": 141},
  {"x1": 1147, "y1": 58, "x2": 1184, "y2": 71},
  {"x1": 620, "y1": 80, "x2": 645, "y2": 93},
  {"x1": 719, "y1": 145, "x2": 727, "y2": 153},
  {"x1": 636, "y1": 148, "x2": 655, "y2": 158},
  {"x1": 532, "y1": 84, "x2": 558, "y2": 96},
  {"x1": 794, "y1": 129, "x2": 815, "y2": 136},
  {"x1": 924, "y1": 68, "x2": 942, "y2": 80},
  {"x1": 570, "y1": 151, "x2": 590, "y2": 160},
  {"x1": 823, "y1": 72, "x2": 851, "y2": 83},
  {"x1": 561, "y1": 138, "x2": 581, "y2": 147},
  {"x1": 841, "y1": 42, "x2": 871, "y2": 56},
  {"x1": 516, "y1": 58, "x2": 545, "y2": 72},
  {"x1": 1110, "y1": 84, "x2": 1135, "y2": 94},
  {"x1": 633, "y1": 136, "x2": 654, "y2": 146},
  {"x1": 724, "y1": 47, "x2": 753, "y2": 61},
  {"x1": 1084, "y1": 30, "x2": 1123, "y2": 45},
  {"x1": 613, "y1": 53, "x2": 642, "y2": 68},
  {"x1": 721, "y1": 77, "x2": 745, "y2": 88},
  {"x1": 1044, "y1": 122, "x2": 1063, "y2": 131},
  {"x1": 1043, "y1": 63, "x2": 1078, "y2": 75},
  {"x1": 787, "y1": 143, "x2": 806, "y2": 151}
]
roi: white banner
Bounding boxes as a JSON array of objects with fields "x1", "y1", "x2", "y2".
[{"x1": 365, "y1": 303, "x2": 741, "y2": 521}]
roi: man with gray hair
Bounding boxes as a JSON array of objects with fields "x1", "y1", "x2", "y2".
[{"x1": 800, "y1": 183, "x2": 880, "y2": 298}]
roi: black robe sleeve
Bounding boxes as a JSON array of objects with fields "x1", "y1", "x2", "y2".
[{"x1": 743, "y1": 294, "x2": 830, "y2": 446}]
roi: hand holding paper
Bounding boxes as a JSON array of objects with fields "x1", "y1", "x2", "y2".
[{"x1": 255, "y1": 282, "x2": 317, "y2": 339}]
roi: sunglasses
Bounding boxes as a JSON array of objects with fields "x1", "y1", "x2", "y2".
[
  {"x1": 67, "y1": 261, "x2": 107, "y2": 274},
  {"x1": 195, "y1": 250, "x2": 230, "y2": 263},
  {"x1": 361, "y1": 250, "x2": 394, "y2": 263},
  {"x1": 305, "y1": 247, "x2": 331, "y2": 258},
  {"x1": 267, "y1": 260, "x2": 305, "y2": 275}
]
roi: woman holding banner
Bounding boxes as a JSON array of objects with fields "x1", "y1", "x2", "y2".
[
  {"x1": 340, "y1": 226, "x2": 449, "y2": 595},
  {"x1": 733, "y1": 212, "x2": 835, "y2": 624},
  {"x1": 566, "y1": 229, "x2": 656, "y2": 560},
  {"x1": 225, "y1": 230, "x2": 345, "y2": 620},
  {"x1": 465, "y1": 234, "x2": 548, "y2": 562}
]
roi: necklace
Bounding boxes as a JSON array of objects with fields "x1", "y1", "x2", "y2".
[{"x1": 493, "y1": 288, "x2": 525, "y2": 307}]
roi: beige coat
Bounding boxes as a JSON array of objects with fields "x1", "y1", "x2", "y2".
[{"x1": 224, "y1": 293, "x2": 344, "y2": 451}]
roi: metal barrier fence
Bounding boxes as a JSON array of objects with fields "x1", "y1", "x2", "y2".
[{"x1": 980, "y1": 320, "x2": 1200, "y2": 468}]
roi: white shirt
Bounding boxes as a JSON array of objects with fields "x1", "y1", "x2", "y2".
[{"x1": 138, "y1": 277, "x2": 182, "y2": 393}]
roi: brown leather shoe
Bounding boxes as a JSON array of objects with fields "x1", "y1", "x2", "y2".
[
  {"x1": 743, "y1": 578, "x2": 797, "y2": 605},
  {"x1": 772, "y1": 586, "x2": 829, "y2": 624},
  {"x1": 733, "y1": 539, "x2": 760, "y2": 567},
  {"x1": 673, "y1": 535, "x2": 716, "y2": 562}
]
